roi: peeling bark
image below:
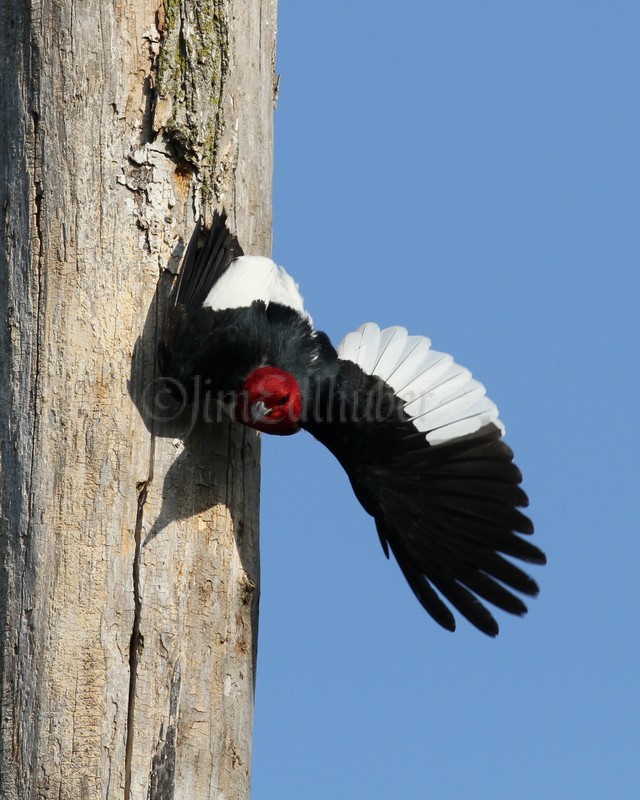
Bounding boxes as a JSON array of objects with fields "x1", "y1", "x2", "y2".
[{"x1": 0, "y1": 1, "x2": 277, "y2": 797}]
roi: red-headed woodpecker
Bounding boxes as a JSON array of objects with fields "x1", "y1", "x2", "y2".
[{"x1": 159, "y1": 212, "x2": 545, "y2": 636}]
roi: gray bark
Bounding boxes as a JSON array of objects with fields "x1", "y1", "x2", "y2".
[{"x1": 0, "y1": 1, "x2": 277, "y2": 797}]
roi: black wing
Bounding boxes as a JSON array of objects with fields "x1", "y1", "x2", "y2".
[{"x1": 304, "y1": 362, "x2": 545, "y2": 636}]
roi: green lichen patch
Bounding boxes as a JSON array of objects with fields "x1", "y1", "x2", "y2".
[{"x1": 155, "y1": 0, "x2": 229, "y2": 199}]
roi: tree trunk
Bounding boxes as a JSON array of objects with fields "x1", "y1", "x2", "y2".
[{"x1": 0, "y1": 2, "x2": 276, "y2": 798}]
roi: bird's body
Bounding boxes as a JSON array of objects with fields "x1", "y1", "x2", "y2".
[
  {"x1": 160, "y1": 212, "x2": 546, "y2": 636},
  {"x1": 159, "y1": 215, "x2": 332, "y2": 404}
]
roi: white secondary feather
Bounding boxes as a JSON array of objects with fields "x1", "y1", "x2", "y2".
[
  {"x1": 337, "y1": 322, "x2": 504, "y2": 445},
  {"x1": 371, "y1": 326, "x2": 411, "y2": 379},
  {"x1": 202, "y1": 256, "x2": 311, "y2": 320}
]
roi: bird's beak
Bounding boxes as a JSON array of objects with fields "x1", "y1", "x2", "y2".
[{"x1": 250, "y1": 400, "x2": 271, "y2": 423}]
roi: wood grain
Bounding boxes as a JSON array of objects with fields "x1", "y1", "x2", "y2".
[{"x1": 0, "y1": 2, "x2": 277, "y2": 797}]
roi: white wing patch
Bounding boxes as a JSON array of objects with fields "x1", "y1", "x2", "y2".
[
  {"x1": 337, "y1": 323, "x2": 505, "y2": 445},
  {"x1": 202, "y1": 256, "x2": 311, "y2": 320}
]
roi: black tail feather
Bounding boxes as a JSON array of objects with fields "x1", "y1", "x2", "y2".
[{"x1": 174, "y1": 211, "x2": 244, "y2": 314}]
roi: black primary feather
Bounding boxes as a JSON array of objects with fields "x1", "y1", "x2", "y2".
[{"x1": 304, "y1": 361, "x2": 545, "y2": 636}]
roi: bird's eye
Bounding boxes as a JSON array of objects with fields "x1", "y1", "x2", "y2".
[{"x1": 277, "y1": 394, "x2": 290, "y2": 406}]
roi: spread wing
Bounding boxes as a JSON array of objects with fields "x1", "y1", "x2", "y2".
[
  {"x1": 307, "y1": 323, "x2": 545, "y2": 636},
  {"x1": 364, "y1": 421, "x2": 542, "y2": 636}
]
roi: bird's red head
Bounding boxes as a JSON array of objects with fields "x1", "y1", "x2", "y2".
[{"x1": 235, "y1": 367, "x2": 302, "y2": 436}]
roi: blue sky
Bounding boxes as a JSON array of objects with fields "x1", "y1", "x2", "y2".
[{"x1": 251, "y1": 3, "x2": 640, "y2": 798}]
